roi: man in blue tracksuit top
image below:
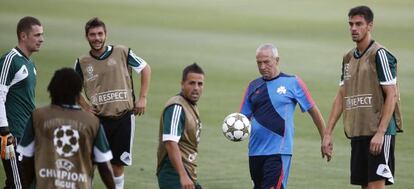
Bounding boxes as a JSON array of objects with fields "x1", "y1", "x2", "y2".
[{"x1": 239, "y1": 43, "x2": 326, "y2": 189}]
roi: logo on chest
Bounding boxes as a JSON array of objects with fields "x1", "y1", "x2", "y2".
[
  {"x1": 107, "y1": 58, "x2": 117, "y2": 66},
  {"x1": 22, "y1": 67, "x2": 27, "y2": 74},
  {"x1": 343, "y1": 63, "x2": 351, "y2": 80},
  {"x1": 13, "y1": 65, "x2": 30, "y2": 83},
  {"x1": 86, "y1": 64, "x2": 98, "y2": 81},
  {"x1": 276, "y1": 86, "x2": 287, "y2": 95}
]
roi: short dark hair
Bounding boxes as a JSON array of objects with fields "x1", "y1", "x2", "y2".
[
  {"x1": 348, "y1": 5, "x2": 374, "y2": 23},
  {"x1": 16, "y1": 16, "x2": 41, "y2": 41},
  {"x1": 85, "y1": 17, "x2": 106, "y2": 35},
  {"x1": 182, "y1": 63, "x2": 204, "y2": 81},
  {"x1": 47, "y1": 68, "x2": 82, "y2": 106}
]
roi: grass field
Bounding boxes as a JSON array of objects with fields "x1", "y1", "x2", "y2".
[{"x1": 1, "y1": 0, "x2": 413, "y2": 188}]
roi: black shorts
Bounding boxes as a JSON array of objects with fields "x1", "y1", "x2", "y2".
[
  {"x1": 100, "y1": 111, "x2": 135, "y2": 166},
  {"x1": 249, "y1": 154, "x2": 291, "y2": 189},
  {"x1": 350, "y1": 135, "x2": 395, "y2": 186}
]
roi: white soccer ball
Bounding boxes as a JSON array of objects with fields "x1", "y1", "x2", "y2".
[
  {"x1": 53, "y1": 125, "x2": 80, "y2": 157},
  {"x1": 222, "y1": 113, "x2": 251, "y2": 142}
]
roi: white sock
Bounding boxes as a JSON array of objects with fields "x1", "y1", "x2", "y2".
[{"x1": 114, "y1": 174, "x2": 124, "y2": 189}]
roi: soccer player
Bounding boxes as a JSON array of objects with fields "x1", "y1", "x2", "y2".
[
  {"x1": 17, "y1": 68, "x2": 115, "y2": 189},
  {"x1": 239, "y1": 43, "x2": 326, "y2": 189},
  {"x1": 74, "y1": 17, "x2": 151, "y2": 189},
  {"x1": 322, "y1": 6, "x2": 402, "y2": 189},
  {"x1": 156, "y1": 63, "x2": 204, "y2": 189},
  {"x1": 0, "y1": 16, "x2": 44, "y2": 189}
]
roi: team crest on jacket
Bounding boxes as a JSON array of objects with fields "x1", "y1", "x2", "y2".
[{"x1": 277, "y1": 86, "x2": 287, "y2": 95}]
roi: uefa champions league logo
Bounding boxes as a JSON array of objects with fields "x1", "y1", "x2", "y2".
[
  {"x1": 344, "y1": 63, "x2": 351, "y2": 80},
  {"x1": 86, "y1": 64, "x2": 98, "y2": 81},
  {"x1": 53, "y1": 125, "x2": 80, "y2": 157},
  {"x1": 86, "y1": 65, "x2": 93, "y2": 76}
]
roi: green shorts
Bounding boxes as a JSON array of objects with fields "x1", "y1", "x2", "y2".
[{"x1": 157, "y1": 158, "x2": 202, "y2": 189}]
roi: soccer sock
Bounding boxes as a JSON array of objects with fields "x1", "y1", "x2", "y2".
[{"x1": 114, "y1": 174, "x2": 124, "y2": 189}]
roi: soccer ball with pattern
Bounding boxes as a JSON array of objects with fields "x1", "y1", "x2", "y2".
[
  {"x1": 53, "y1": 125, "x2": 80, "y2": 157},
  {"x1": 222, "y1": 113, "x2": 251, "y2": 142}
]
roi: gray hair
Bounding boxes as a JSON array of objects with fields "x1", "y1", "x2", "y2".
[{"x1": 256, "y1": 43, "x2": 279, "y2": 58}]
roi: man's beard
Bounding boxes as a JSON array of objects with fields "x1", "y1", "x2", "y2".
[{"x1": 89, "y1": 40, "x2": 105, "y2": 51}]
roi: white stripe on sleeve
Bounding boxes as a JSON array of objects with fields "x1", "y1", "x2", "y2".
[
  {"x1": 170, "y1": 105, "x2": 182, "y2": 136},
  {"x1": 0, "y1": 51, "x2": 16, "y2": 85},
  {"x1": 162, "y1": 134, "x2": 181, "y2": 142},
  {"x1": 163, "y1": 105, "x2": 183, "y2": 142},
  {"x1": 129, "y1": 50, "x2": 148, "y2": 74},
  {"x1": 378, "y1": 49, "x2": 393, "y2": 82}
]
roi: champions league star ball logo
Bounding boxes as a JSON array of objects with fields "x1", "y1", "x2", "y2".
[
  {"x1": 53, "y1": 125, "x2": 80, "y2": 157},
  {"x1": 86, "y1": 64, "x2": 98, "y2": 81},
  {"x1": 86, "y1": 65, "x2": 94, "y2": 76},
  {"x1": 222, "y1": 113, "x2": 251, "y2": 142}
]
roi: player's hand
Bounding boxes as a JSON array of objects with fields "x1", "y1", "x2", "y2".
[
  {"x1": 322, "y1": 134, "x2": 333, "y2": 162},
  {"x1": 1, "y1": 132, "x2": 16, "y2": 160},
  {"x1": 87, "y1": 106, "x2": 98, "y2": 115},
  {"x1": 133, "y1": 97, "x2": 147, "y2": 116},
  {"x1": 81, "y1": 104, "x2": 98, "y2": 115},
  {"x1": 180, "y1": 175, "x2": 195, "y2": 189},
  {"x1": 370, "y1": 132, "x2": 384, "y2": 156}
]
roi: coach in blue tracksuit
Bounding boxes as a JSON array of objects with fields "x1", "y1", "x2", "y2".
[{"x1": 239, "y1": 43, "x2": 326, "y2": 189}]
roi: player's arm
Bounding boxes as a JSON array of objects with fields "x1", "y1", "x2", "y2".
[
  {"x1": 135, "y1": 64, "x2": 151, "y2": 116},
  {"x1": 0, "y1": 58, "x2": 17, "y2": 160},
  {"x1": 0, "y1": 61, "x2": 11, "y2": 134},
  {"x1": 162, "y1": 104, "x2": 194, "y2": 189},
  {"x1": 322, "y1": 86, "x2": 345, "y2": 161},
  {"x1": 294, "y1": 76, "x2": 327, "y2": 160},
  {"x1": 322, "y1": 59, "x2": 347, "y2": 162},
  {"x1": 307, "y1": 105, "x2": 327, "y2": 160},
  {"x1": 370, "y1": 85, "x2": 396, "y2": 155},
  {"x1": 291, "y1": 77, "x2": 326, "y2": 137},
  {"x1": 0, "y1": 88, "x2": 9, "y2": 130},
  {"x1": 0, "y1": 85, "x2": 14, "y2": 159},
  {"x1": 370, "y1": 48, "x2": 398, "y2": 155},
  {"x1": 127, "y1": 50, "x2": 151, "y2": 116},
  {"x1": 97, "y1": 161, "x2": 115, "y2": 189},
  {"x1": 0, "y1": 89, "x2": 15, "y2": 162},
  {"x1": 165, "y1": 142, "x2": 194, "y2": 189},
  {"x1": 307, "y1": 105, "x2": 325, "y2": 140}
]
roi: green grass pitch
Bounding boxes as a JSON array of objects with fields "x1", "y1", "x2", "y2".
[{"x1": 1, "y1": 0, "x2": 413, "y2": 188}]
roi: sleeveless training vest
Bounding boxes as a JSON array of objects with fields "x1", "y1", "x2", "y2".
[
  {"x1": 342, "y1": 42, "x2": 402, "y2": 138},
  {"x1": 78, "y1": 45, "x2": 134, "y2": 117},
  {"x1": 157, "y1": 95, "x2": 202, "y2": 181},
  {"x1": 31, "y1": 105, "x2": 100, "y2": 189}
]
